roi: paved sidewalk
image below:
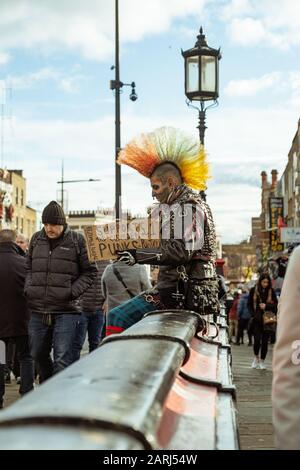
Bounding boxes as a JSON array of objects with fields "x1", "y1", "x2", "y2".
[
  {"x1": 1, "y1": 377, "x2": 20, "y2": 409},
  {"x1": 231, "y1": 342, "x2": 275, "y2": 450},
  {"x1": 1, "y1": 340, "x2": 90, "y2": 412}
]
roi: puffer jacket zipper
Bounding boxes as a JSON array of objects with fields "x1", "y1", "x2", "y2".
[{"x1": 44, "y1": 242, "x2": 52, "y2": 312}]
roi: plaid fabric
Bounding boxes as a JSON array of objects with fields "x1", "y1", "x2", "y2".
[{"x1": 106, "y1": 294, "x2": 160, "y2": 336}]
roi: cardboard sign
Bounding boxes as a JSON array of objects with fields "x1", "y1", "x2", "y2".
[{"x1": 83, "y1": 220, "x2": 160, "y2": 262}]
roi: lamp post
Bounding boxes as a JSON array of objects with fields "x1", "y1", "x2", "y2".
[
  {"x1": 110, "y1": 0, "x2": 137, "y2": 221},
  {"x1": 182, "y1": 27, "x2": 221, "y2": 146},
  {"x1": 57, "y1": 161, "x2": 101, "y2": 212}
]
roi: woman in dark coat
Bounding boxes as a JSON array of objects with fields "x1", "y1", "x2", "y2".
[{"x1": 248, "y1": 273, "x2": 277, "y2": 370}]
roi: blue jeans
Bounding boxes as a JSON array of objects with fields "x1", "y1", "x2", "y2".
[
  {"x1": 29, "y1": 312, "x2": 79, "y2": 383},
  {"x1": 0, "y1": 336, "x2": 34, "y2": 405},
  {"x1": 73, "y1": 310, "x2": 104, "y2": 361}
]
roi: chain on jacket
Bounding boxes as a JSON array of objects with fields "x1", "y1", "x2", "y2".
[{"x1": 167, "y1": 184, "x2": 216, "y2": 263}]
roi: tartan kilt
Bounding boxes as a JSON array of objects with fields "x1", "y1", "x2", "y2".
[{"x1": 106, "y1": 294, "x2": 160, "y2": 335}]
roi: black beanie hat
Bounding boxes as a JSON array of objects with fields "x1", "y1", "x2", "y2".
[{"x1": 42, "y1": 201, "x2": 66, "y2": 225}]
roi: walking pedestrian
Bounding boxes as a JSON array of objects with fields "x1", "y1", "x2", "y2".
[
  {"x1": 73, "y1": 262, "x2": 108, "y2": 361},
  {"x1": 26, "y1": 201, "x2": 97, "y2": 382},
  {"x1": 237, "y1": 288, "x2": 252, "y2": 346},
  {"x1": 7, "y1": 232, "x2": 30, "y2": 382},
  {"x1": 16, "y1": 233, "x2": 29, "y2": 255},
  {"x1": 0, "y1": 229, "x2": 34, "y2": 408},
  {"x1": 248, "y1": 274, "x2": 277, "y2": 369},
  {"x1": 228, "y1": 291, "x2": 240, "y2": 344}
]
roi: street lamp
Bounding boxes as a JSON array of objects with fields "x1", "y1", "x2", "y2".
[
  {"x1": 57, "y1": 161, "x2": 100, "y2": 212},
  {"x1": 111, "y1": 0, "x2": 137, "y2": 221},
  {"x1": 182, "y1": 27, "x2": 221, "y2": 146}
]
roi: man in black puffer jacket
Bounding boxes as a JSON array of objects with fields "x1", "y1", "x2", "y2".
[{"x1": 26, "y1": 201, "x2": 97, "y2": 382}]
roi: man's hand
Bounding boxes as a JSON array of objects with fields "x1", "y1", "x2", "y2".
[
  {"x1": 259, "y1": 303, "x2": 266, "y2": 310},
  {"x1": 116, "y1": 249, "x2": 137, "y2": 266},
  {"x1": 103, "y1": 301, "x2": 108, "y2": 314}
]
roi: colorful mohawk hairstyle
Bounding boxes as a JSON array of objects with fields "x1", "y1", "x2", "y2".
[{"x1": 117, "y1": 127, "x2": 210, "y2": 191}]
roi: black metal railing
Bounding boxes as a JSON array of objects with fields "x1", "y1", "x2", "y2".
[{"x1": 0, "y1": 305, "x2": 238, "y2": 450}]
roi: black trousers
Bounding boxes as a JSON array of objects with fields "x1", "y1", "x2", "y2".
[
  {"x1": 4, "y1": 340, "x2": 20, "y2": 378},
  {"x1": 237, "y1": 318, "x2": 251, "y2": 344},
  {"x1": 253, "y1": 324, "x2": 269, "y2": 360},
  {"x1": 0, "y1": 336, "x2": 34, "y2": 405}
]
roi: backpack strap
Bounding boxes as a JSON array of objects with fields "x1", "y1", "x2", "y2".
[
  {"x1": 70, "y1": 230, "x2": 81, "y2": 256},
  {"x1": 112, "y1": 264, "x2": 135, "y2": 298},
  {"x1": 28, "y1": 232, "x2": 41, "y2": 256}
]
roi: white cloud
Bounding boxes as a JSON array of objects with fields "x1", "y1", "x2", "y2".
[
  {"x1": 221, "y1": 0, "x2": 253, "y2": 21},
  {"x1": 5, "y1": 113, "x2": 173, "y2": 215},
  {"x1": 224, "y1": 70, "x2": 300, "y2": 106},
  {"x1": 223, "y1": 0, "x2": 300, "y2": 49},
  {"x1": 0, "y1": 82, "x2": 6, "y2": 104},
  {"x1": 0, "y1": 51, "x2": 10, "y2": 65},
  {"x1": 0, "y1": 0, "x2": 206, "y2": 61},
  {"x1": 225, "y1": 72, "x2": 281, "y2": 97},
  {"x1": 288, "y1": 71, "x2": 300, "y2": 107},
  {"x1": 208, "y1": 183, "x2": 260, "y2": 243},
  {"x1": 261, "y1": 0, "x2": 300, "y2": 34},
  {"x1": 207, "y1": 105, "x2": 298, "y2": 168},
  {"x1": 201, "y1": 103, "x2": 300, "y2": 242},
  {"x1": 227, "y1": 17, "x2": 287, "y2": 49},
  {"x1": 4, "y1": 67, "x2": 85, "y2": 93}
]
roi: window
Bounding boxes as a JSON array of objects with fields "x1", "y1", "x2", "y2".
[
  {"x1": 21, "y1": 218, "x2": 24, "y2": 233},
  {"x1": 21, "y1": 189, "x2": 24, "y2": 206},
  {"x1": 15, "y1": 187, "x2": 19, "y2": 205},
  {"x1": 16, "y1": 217, "x2": 19, "y2": 230}
]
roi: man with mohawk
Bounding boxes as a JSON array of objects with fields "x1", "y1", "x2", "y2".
[{"x1": 106, "y1": 127, "x2": 218, "y2": 336}]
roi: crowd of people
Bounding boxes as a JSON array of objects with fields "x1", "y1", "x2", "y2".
[{"x1": 0, "y1": 201, "x2": 154, "y2": 409}]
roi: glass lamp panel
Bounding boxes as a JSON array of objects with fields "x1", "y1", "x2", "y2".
[
  {"x1": 187, "y1": 56, "x2": 199, "y2": 93},
  {"x1": 201, "y1": 55, "x2": 216, "y2": 92}
]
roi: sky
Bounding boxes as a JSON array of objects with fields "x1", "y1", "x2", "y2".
[{"x1": 1, "y1": 0, "x2": 300, "y2": 243}]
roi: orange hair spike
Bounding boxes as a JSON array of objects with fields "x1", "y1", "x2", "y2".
[{"x1": 117, "y1": 127, "x2": 210, "y2": 190}]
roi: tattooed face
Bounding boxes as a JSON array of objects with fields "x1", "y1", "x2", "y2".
[{"x1": 150, "y1": 175, "x2": 171, "y2": 203}]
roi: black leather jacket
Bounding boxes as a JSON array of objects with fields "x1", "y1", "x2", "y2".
[{"x1": 136, "y1": 185, "x2": 217, "y2": 291}]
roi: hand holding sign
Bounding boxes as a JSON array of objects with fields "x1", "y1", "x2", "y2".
[{"x1": 116, "y1": 250, "x2": 137, "y2": 266}]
